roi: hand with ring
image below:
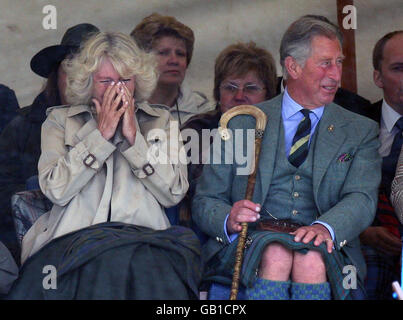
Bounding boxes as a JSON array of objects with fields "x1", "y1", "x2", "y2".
[{"x1": 291, "y1": 224, "x2": 334, "y2": 253}]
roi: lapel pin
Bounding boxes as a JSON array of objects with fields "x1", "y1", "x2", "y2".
[{"x1": 328, "y1": 125, "x2": 335, "y2": 132}]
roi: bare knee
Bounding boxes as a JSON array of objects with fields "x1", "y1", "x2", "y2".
[
  {"x1": 259, "y1": 242, "x2": 293, "y2": 281},
  {"x1": 292, "y1": 250, "x2": 327, "y2": 283}
]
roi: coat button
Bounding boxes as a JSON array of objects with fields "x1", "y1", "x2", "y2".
[
  {"x1": 292, "y1": 209, "x2": 298, "y2": 216},
  {"x1": 295, "y1": 175, "x2": 301, "y2": 181},
  {"x1": 293, "y1": 192, "x2": 299, "y2": 198}
]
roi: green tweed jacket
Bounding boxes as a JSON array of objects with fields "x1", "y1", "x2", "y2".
[{"x1": 192, "y1": 94, "x2": 382, "y2": 281}]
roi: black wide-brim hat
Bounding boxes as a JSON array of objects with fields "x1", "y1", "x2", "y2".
[{"x1": 30, "y1": 23, "x2": 99, "y2": 78}]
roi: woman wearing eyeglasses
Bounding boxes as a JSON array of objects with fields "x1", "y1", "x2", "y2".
[
  {"x1": 186, "y1": 41, "x2": 277, "y2": 134},
  {"x1": 181, "y1": 42, "x2": 278, "y2": 238},
  {"x1": 214, "y1": 42, "x2": 277, "y2": 114}
]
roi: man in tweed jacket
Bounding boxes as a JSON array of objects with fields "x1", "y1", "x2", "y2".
[{"x1": 192, "y1": 15, "x2": 381, "y2": 300}]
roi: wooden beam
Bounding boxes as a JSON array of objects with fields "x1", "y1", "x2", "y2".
[{"x1": 337, "y1": 0, "x2": 357, "y2": 93}]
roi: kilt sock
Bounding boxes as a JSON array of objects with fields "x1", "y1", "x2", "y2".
[
  {"x1": 246, "y1": 278, "x2": 291, "y2": 300},
  {"x1": 291, "y1": 282, "x2": 331, "y2": 300}
]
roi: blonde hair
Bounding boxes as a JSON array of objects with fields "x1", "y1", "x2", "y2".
[{"x1": 63, "y1": 32, "x2": 158, "y2": 105}]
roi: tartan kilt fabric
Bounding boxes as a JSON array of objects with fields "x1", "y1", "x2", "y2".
[
  {"x1": 362, "y1": 245, "x2": 400, "y2": 300},
  {"x1": 361, "y1": 191, "x2": 402, "y2": 300},
  {"x1": 7, "y1": 222, "x2": 202, "y2": 299},
  {"x1": 204, "y1": 230, "x2": 360, "y2": 300}
]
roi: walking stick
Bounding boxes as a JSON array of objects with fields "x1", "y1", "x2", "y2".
[{"x1": 218, "y1": 105, "x2": 268, "y2": 300}]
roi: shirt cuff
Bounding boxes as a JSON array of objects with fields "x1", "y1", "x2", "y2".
[
  {"x1": 224, "y1": 213, "x2": 239, "y2": 243},
  {"x1": 312, "y1": 220, "x2": 335, "y2": 241}
]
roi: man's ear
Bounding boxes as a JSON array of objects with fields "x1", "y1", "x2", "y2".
[
  {"x1": 373, "y1": 69, "x2": 384, "y2": 89},
  {"x1": 284, "y1": 56, "x2": 301, "y2": 80}
]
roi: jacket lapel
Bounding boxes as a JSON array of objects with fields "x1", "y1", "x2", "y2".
[
  {"x1": 312, "y1": 103, "x2": 347, "y2": 204},
  {"x1": 256, "y1": 95, "x2": 283, "y2": 203}
]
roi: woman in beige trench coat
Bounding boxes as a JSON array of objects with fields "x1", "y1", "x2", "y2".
[{"x1": 7, "y1": 32, "x2": 202, "y2": 300}]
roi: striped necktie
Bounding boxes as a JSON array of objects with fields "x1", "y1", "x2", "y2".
[{"x1": 288, "y1": 109, "x2": 312, "y2": 167}]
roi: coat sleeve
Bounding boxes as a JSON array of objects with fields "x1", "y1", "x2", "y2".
[
  {"x1": 191, "y1": 127, "x2": 238, "y2": 245},
  {"x1": 0, "y1": 241, "x2": 18, "y2": 295},
  {"x1": 391, "y1": 146, "x2": 403, "y2": 224},
  {"x1": 38, "y1": 110, "x2": 116, "y2": 206},
  {"x1": 317, "y1": 120, "x2": 382, "y2": 249},
  {"x1": 119, "y1": 116, "x2": 189, "y2": 208},
  {"x1": 0, "y1": 117, "x2": 27, "y2": 213}
]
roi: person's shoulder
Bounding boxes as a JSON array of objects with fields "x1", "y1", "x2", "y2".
[
  {"x1": 0, "y1": 84, "x2": 19, "y2": 110},
  {"x1": 183, "y1": 107, "x2": 221, "y2": 131},
  {"x1": 44, "y1": 105, "x2": 77, "y2": 127},
  {"x1": 247, "y1": 94, "x2": 283, "y2": 121},
  {"x1": 225, "y1": 95, "x2": 282, "y2": 130},
  {"x1": 180, "y1": 82, "x2": 214, "y2": 113},
  {"x1": 46, "y1": 104, "x2": 71, "y2": 117},
  {"x1": 139, "y1": 101, "x2": 170, "y2": 118},
  {"x1": 329, "y1": 102, "x2": 379, "y2": 132},
  {"x1": 138, "y1": 101, "x2": 173, "y2": 129},
  {"x1": 256, "y1": 94, "x2": 283, "y2": 110},
  {"x1": 333, "y1": 88, "x2": 381, "y2": 121}
]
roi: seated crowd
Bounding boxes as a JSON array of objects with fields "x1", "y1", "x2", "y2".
[{"x1": 0, "y1": 13, "x2": 402, "y2": 300}]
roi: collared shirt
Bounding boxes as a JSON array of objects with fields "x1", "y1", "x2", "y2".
[
  {"x1": 282, "y1": 88, "x2": 324, "y2": 157},
  {"x1": 379, "y1": 99, "x2": 403, "y2": 157},
  {"x1": 224, "y1": 89, "x2": 334, "y2": 243}
]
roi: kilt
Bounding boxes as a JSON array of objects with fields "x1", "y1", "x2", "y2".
[{"x1": 204, "y1": 230, "x2": 361, "y2": 300}]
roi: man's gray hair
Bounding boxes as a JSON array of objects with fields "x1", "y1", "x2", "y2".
[{"x1": 280, "y1": 15, "x2": 343, "y2": 79}]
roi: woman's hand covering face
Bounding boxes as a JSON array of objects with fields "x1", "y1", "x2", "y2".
[
  {"x1": 121, "y1": 82, "x2": 137, "y2": 145},
  {"x1": 92, "y1": 81, "x2": 128, "y2": 141},
  {"x1": 91, "y1": 57, "x2": 137, "y2": 144}
]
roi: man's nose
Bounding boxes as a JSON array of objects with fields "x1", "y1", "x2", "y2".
[{"x1": 328, "y1": 63, "x2": 342, "y2": 82}]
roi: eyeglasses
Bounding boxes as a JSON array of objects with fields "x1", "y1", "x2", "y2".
[{"x1": 220, "y1": 82, "x2": 266, "y2": 96}]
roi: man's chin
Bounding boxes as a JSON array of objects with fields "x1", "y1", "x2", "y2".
[{"x1": 320, "y1": 93, "x2": 337, "y2": 105}]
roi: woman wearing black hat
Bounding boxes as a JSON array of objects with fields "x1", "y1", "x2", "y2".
[{"x1": 0, "y1": 23, "x2": 99, "y2": 266}]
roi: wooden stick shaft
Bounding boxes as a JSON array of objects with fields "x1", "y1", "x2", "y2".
[{"x1": 230, "y1": 137, "x2": 263, "y2": 300}]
